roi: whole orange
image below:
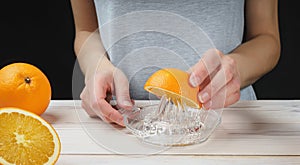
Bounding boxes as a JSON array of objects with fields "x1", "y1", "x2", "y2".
[{"x1": 0, "y1": 63, "x2": 51, "y2": 115}]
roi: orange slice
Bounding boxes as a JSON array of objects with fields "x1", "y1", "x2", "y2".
[
  {"x1": 144, "y1": 68, "x2": 201, "y2": 109},
  {"x1": 0, "y1": 108, "x2": 61, "y2": 165}
]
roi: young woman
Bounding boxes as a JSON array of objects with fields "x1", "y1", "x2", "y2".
[{"x1": 71, "y1": 0, "x2": 280, "y2": 126}]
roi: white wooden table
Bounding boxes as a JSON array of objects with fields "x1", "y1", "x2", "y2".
[{"x1": 43, "y1": 100, "x2": 300, "y2": 165}]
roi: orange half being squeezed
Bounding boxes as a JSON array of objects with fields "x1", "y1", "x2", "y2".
[{"x1": 144, "y1": 68, "x2": 201, "y2": 109}]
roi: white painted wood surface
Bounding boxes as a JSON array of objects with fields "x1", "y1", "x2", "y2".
[{"x1": 43, "y1": 100, "x2": 300, "y2": 164}]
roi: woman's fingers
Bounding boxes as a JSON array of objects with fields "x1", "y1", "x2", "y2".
[
  {"x1": 224, "y1": 91, "x2": 241, "y2": 108},
  {"x1": 203, "y1": 77, "x2": 241, "y2": 109},
  {"x1": 113, "y1": 69, "x2": 133, "y2": 110},
  {"x1": 80, "y1": 73, "x2": 125, "y2": 126},
  {"x1": 81, "y1": 100, "x2": 97, "y2": 117},
  {"x1": 81, "y1": 90, "x2": 114, "y2": 123},
  {"x1": 80, "y1": 87, "x2": 97, "y2": 117},
  {"x1": 93, "y1": 76, "x2": 125, "y2": 126},
  {"x1": 189, "y1": 49, "x2": 222, "y2": 87},
  {"x1": 190, "y1": 49, "x2": 241, "y2": 109},
  {"x1": 198, "y1": 55, "x2": 237, "y2": 104},
  {"x1": 80, "y1": 67, "x2": 132, "y2": 127},
  {"x1": 82, "y1": 100, "x2": 113, "y2": 123},
  {"x1": 92, "y1": 98, "x2": 125, "y2": 126}
]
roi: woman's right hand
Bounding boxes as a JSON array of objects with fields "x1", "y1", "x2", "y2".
[{"x1": 80, "y1": 65, "x2": 133, "y2": 126}]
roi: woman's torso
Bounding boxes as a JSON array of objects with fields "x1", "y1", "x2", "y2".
[{"x1": 93, "y1": 0, "x2": 256, "y2": 100}]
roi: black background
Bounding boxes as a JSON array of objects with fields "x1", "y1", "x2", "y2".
[{"x1": 0, "y1": 1, "x2": 299, "y2": 100}]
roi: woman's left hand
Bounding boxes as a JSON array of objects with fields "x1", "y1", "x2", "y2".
[{"x1": 189, "y1": 49, "x2": 241, "y2": 110}]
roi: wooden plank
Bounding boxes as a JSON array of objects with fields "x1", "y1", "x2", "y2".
[
  {"x1": 44, "y1": 100, "x2": 300, "y2": 155},
  {"x1": 54, "y1": 126, "x2": 300, "y2": 155},
  {"x1": 56, "y1": 155, "x2": 300, "y2": 165},
  {"x1": 45, "y1": 100, "x2": 300, "y2": 124}
]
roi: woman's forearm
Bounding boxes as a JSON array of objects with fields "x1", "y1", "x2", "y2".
[
  {"x1": 229, "y1": 33, "x2": 280, "y2": 88},
  {"x1": 74, "y1": 30, "x2": 114, "y2": 81}
]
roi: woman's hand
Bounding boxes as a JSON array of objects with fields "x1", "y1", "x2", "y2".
[
  {"x1": 80, "y1": 65, "x2": 133, "y2": 126},
  {"x1": 189, "y1": 49, "x2": 241, "y2": 110}
]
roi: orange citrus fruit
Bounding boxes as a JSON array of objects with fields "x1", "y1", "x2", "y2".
[
  {"x1": 0, "y1": 107, "x2": 61, "y2": 165},
  {"x1": 144, "y1": 68, "x2": 201, "y2": 109},
  {"x1": 0, "y1": 63, "x2": 51, "y2": 115}
]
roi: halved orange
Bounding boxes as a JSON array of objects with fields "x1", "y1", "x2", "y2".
[
  {"x1": 144, "y1": 68, "x2": 201, "y2": 109},
  {"x1": 0, "y1": 108, "x2": 61, "y2": 165}
]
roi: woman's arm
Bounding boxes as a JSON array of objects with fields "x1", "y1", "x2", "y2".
[
  {"x1": 70, "y1": 0, "x2": 132, "y2": 126},
  {"x1": 70, "y1": 0, "x2": 113, "y2": 79},
  {"x1": 189, "y1": 0, "x2": 280, "y2": 109},
  {"x1": 230, "y1": 0, "x2": 280, "y2": 88}
]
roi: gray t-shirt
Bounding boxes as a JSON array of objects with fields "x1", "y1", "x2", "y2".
[{"x1": 93, "y1": 0, "x2": 257, "y2": 100}]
